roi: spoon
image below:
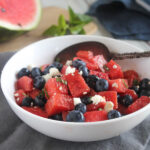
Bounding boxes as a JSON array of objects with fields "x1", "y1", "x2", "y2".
[{"x1": 54, "y1": 41, "x2": 150, "y2": 64}]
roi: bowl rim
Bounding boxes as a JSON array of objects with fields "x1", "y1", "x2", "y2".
[{"x1": 1, "y1": 35, "x2": 150, "y2": 126}]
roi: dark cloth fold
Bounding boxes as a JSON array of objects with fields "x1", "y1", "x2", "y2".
[
  {"x1": 0, "y1": 52, "x2": 150, "y2": 150},
  {"x1": 88, "y1": 0, "x2": 150, "y2": 40}
]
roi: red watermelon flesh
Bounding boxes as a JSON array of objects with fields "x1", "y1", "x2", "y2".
[
  {"x1": 45, "y1": 77, "x2": 68, "y2": 98},
  {"x1": 127, "y1": 96, "x2": 150, "y2": 114},
  {"x1": 65, "y1": 71, "x2": 90, "y2": 97},
  {"x1": 45, "y1": 94, "x2": 74, "y2": 117},
  {"x1": 108, "y1": 79, "x2": 128, "y2": 93},
  {"x1": 98, "y1": 91, "x2": 118, "y2": 109},
  {"x1": 84, "y1": 111, "x2": 108, "y2": 122},
  {"x1": 22, "y1": 106, "x2": 48, "y2": 118},
  {"x1": 0, "y1": 0, "x2": 41, "y2": 30}
]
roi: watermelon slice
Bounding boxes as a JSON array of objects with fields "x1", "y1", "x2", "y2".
[{"x1": 0, "y1": 0, "x2": 41, "y2": 42}]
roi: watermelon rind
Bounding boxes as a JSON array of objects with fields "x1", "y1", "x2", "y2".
[{"x1": 0, "y1": 0, "x2": 41, "y2": 42}]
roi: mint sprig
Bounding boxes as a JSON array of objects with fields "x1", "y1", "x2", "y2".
[{"x1": 43, "y1": 7, "x2": 92, "y2": 36}]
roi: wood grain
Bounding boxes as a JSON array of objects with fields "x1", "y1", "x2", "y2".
[{"x1": 0, "y1": 7, "x2": 97, "y2": 52}]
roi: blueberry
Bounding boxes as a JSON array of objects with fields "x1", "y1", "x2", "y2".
[
  {"x1": 31, "y1": 67, "x2": 42, "y2": 78},
  {"x1": 108, "y1": 110, "x2": 122, "y2": 119},
  {"x1": 33, "y1": 76, "x2": 45, "y2": 89},
  {"x1": 22, "y1": 97, "x2": 34, "y2": 107},
  {"x1": 139, "y1": 89, "x2": 150, "y2": 97},
  {"x1": 85, "y1": 75, "x2": 99, "y2": 90},
  {"x1": 78, "y1": 66, "x2": 89, "y2": 77},
  {"x1": 17, "y1": 68, "x2": 30, "y2": 78},
  {"x1": 43, "y1": 65, "x2": 55, "y2": 75},
  {"x1": 130, "y1": 85, "x2": 140, "y2": 94},
  {"x1": 66, "y1": 110, "x2": 85, "y2": 122},
  {"x1": 117, "y1": 94, "x2": 121, "y2": 103},
  {"x1": 140, "y1": 78, "x2": 150, "y2": 90},
  {"x1": 120, "y1": 95, "x2": 133, "y2": 107},
  {"x1": 95, "y1": 79, "x2": 109, "y2": 92},
  {"x1": 52, "y1": 62, "x2": 63, "y2": 71},
  {"x1": 72, "y1": 59, "x2": 86, "y2": 69},
  {"x1": 81, "y1": 96, "x2": 92, "y2": 105},
  {"x1": 75, "y1": 103, "x2": 87, "y2": 114},
  {"x1": 34, "y1": 96, "x2": 45, "y2": 107},
  {"x1": 51, "y1": 114, "x2": 63, "y2": 121}
]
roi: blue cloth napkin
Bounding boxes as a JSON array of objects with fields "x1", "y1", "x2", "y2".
[{"x1": 88, "y1": 0, "x2": 150, "y2": 41}]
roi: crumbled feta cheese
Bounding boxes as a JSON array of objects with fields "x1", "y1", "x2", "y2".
[
  {"x1": 65, "y1": 66, "x2": 76, "y2": 75},
  {"x1": 59, "y1": 87, "x2": 62, "y2": 90},
  {"x1": 14, "y1": 93, "x2": 19, "y2": 97},
  {"x1": 83, "y1": 92, "x2": 87, "y2": 95},
  {"x1": 49, "y1": 68, "x2": 61, "y2": 77},
  {"x1": 79, "y1": 71, "x2": 83, "y2": 75},
  {"x1": 66, "y1": 60, "x2": 72, "y2": 66},
  {"x1": 16, "y1": 98, "x2": 20, "y2": 102},
  {"x1": 104, "y1": 101, "x2": 114, "y2": 112},
  {"x1": 112, "y1": 83, "x2": 118, "y2": 88},
  {"x1": 27, "y1": 64, "x2": 35, "y2": 70},
  {"x1": 43, "y1": 74, "x2": 51, "y2": 81},
  {"x1": 73, "y1": 98, "x2": 81, "y2": 106},
  {"x1": 91, "y1": 95, "x2": 106, "y2": 105},
  {"x1": 30, "y1": 102, "x2": 34, "y2": 107},
  {"x1": 42, "y1": 68, "x2": 61, "y2": 81},
  {"x1": 113, "y1": 65, "x2": 117, "y2": 69}
]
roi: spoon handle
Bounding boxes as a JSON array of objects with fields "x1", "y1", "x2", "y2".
[{"x1": 111, "y1": 51, "x2": 150, "y2": 60}]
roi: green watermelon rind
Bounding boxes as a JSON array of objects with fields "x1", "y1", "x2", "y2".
[{"x1": 0, "y1": 0, "x2": 42, "y2": 42}]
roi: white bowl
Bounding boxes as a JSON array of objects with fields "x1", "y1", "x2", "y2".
[{"x1": 1, "y1": 35, "x2": 150, "y2": 142}]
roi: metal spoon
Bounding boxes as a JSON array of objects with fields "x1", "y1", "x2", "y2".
[{"x1": 54, "y1": 41, "x2": 150, "y2": 64}]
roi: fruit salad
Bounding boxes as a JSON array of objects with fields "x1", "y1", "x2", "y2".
[{"x1": 14, "y1": 50, "x2": 150, "y2": 122}]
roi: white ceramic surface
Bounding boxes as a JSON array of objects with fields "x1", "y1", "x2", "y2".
[{"x1": 1, "y1": 35, "x2": 150, "y2": 142}]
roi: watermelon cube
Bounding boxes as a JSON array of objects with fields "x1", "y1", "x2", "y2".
[
  {"x1": 127, "y1": 96, "x2": 150, "y2": 114},
  {"x1": 90, "y1": 70, "x2": 109, "y2": 80},
  {"x1": 16, "y1": 76, "x2": 33, "y2": 92},
  {"x1": 84, "y1": 111, "x2": 108, "y2": 122},
  {"x1": 76, "y1": 50, "x2": 94, "y2": 61},
  {"x1": 93, "y1": 55, "x2": 107, "y2": 71},
  {"x1": 65, "y1": 71, "x2": 90, "y2": 97},
  {"x1": 22, "y1": 106, "x2": 48, "y2": 118},
  {"x1": 45, "y1": 93, "x2": 74, "y2": 116},
  {"x1": 45, "y1": 77, "x2": 68, "y2": 98},
  {"x1": 109, "y1": 79, "x2": 128, "y2": 93},
  {"x1": 14, "y1": 89, "x2": 26, "y2": 105},
  {"x1": 98, "y1": 91, "x2": 118, "y2": 109},
  {"x1": 104, "y1": 60, "x2": 124, "y2": 79}
]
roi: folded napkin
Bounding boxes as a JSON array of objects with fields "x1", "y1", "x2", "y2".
[
  {"x1": 88, "y1": 0, "x2": 150, "y2": 41},
  {"x1": 0, "y1": 52, "x2": 150, "y2": 150}
]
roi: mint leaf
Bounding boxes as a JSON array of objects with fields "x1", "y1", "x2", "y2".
[
  {"x1": 69, "y1": 7, "x2": 92, "y2": 25},
  {"x1": 43, "y1": 25, "x2": 60, "y2": 36},
  {"x1": 43, "y1": 7, "x2": 92, "y2": 36},
  {"x1": 56, "y1": 77, "x2": 67, "y2": 85},
  {"x1": 69, "y1": 24, "x2": 85, "y2": 35},
  {"x1": 77, "y1": 14, "x2": 92, "y2": 24},
  {"x1": 58, "y1": 15, "x2": 68, "y2": 30},
  {"x1": 103, "y1": 65, "x2": 110, "y2": 71}
]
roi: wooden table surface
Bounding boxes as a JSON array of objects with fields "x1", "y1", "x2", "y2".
[
  {"x1": 1, "y1": 0, "x2": 150, "y2": 52},
  {"x1": 41, "y1": 0, "x2": 150, "y2": 51}
]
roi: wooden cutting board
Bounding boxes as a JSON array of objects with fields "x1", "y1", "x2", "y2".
[{"x1": 0, "y1": 7, "x2": 98, "y2": 52}]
